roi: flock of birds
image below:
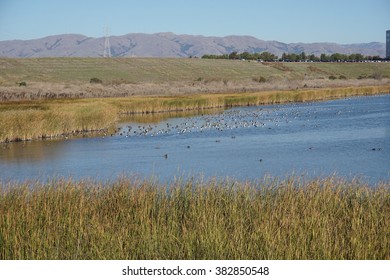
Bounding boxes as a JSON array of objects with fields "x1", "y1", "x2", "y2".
[
  {"x1": 114, "y1": 100, "x2": 385, "y2": 163},
  {"x1": 116, "y1": 104, "x2": 323, "y2": 139}
]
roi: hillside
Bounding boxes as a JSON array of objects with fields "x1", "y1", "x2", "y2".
[{"x1": 0, "y1": 33, "x2": 385, "y2": 58}]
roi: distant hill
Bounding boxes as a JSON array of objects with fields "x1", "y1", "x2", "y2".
[{"x1": 0, "y1": 32, "x2": 385, "y2": 58}]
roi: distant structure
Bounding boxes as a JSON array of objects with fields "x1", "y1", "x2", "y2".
[
  {"x1": 103, "y1": 27, "x2": 112, "y2": 58},
  {"x1": 387, "y1": 30, "x2": 390, "y2": 59}
]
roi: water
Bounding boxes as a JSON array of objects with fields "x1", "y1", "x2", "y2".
[{"x1": 1, "y1": 95, "x2": 389, "y2": 184}]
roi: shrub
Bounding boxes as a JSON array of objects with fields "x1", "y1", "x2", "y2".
[
  {"x1": 253, "y1": 76, "x2": 267, "y2": 83},
  {"x1": 90, "y1": 77, "x2": 103, "y2": 84},
  {"x1": 328, "y1": 75, "x2": 337, "y2": 80},
  {"x1": 371, "y1": 71, "x2": 383, "y2": 80}
]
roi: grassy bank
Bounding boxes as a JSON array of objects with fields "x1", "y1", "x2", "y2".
[
  {"x1": 1, "y1": 58, "x2": 390, "y2": 86},
  {"x1": 0, "y1": 176, "x2": 388, "y2": 260},
  {"x1": 1, "y1": 85, "x2": 389, "y2": 142},
  {"x1": 1, "y1": 58, "x2": 390, "y2": 101}
]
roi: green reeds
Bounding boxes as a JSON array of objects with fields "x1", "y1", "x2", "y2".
[{"x1": 0, "y1": 176, "x2": 388, "y2": 260}]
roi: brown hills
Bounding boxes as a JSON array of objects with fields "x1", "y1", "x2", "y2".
[{"x1": 0, "y1": 32, "x2": 385, "y2": 58}]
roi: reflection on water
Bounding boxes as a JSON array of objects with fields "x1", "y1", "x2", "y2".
[
  {"x1": 1, "y1": 139, "x2": 67, "y2": 163},
  {"x1": 1, "y1": 95, "x2": 389, "y2": 184}
]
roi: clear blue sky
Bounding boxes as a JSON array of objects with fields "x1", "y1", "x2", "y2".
[{"x1": 0, "y1": 0, "x2": 389, "y2": 43}]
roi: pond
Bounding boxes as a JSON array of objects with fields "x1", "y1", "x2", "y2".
[{"x1": 1, "y1": 94, "x2": 389, "y2": 184}]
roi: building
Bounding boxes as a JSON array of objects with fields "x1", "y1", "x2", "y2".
[{"x1": 387, "y1": 30, "x2": 390, "y2": 59}]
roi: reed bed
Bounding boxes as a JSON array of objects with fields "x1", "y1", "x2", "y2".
[
  {"x1": 1, "y1": 85, "x2": 389, "y2": 142},
  {"x1": 0, "y1": 176, "x2": 388, "y2": 260},
  {"x1": 109, "y1": 85, "x2": 390, "y2": 113},
  {"x1": 0, "y1": 100, "x2": 118, "y2": 142}
]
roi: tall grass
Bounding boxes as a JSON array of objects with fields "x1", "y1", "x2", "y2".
[
  {"x1": 0, "y1": 176, "x2": 388, "y2": 260},
  {"x1": 0, "y1": 100, "x2": 118, "y2": 142}
]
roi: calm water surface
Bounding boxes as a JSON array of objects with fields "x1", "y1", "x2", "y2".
[{"x1": 1, "y1": 95, "x2": 389, "y2": 184}]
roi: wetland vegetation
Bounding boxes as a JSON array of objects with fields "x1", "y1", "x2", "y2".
[
  {"x1": 0, "y1": 176, "x2": 389, "y2": 260},
  {"x1": 1, "y1": 58, "x2": 389, "y2": 260}
]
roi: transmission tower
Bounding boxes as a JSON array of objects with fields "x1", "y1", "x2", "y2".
[{"x1": 103, "y1": 27, "x2": 111, "y2": 57}]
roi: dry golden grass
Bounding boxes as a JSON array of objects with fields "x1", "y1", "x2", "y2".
[
  {"x1": 0, "y1": 176, "x2": 388, "y2": 260},
  {"x1": 1, "y1": 78, "x2": 389, "y2": 101},
  {"x1": 0, "y1": 100, "x2": 118, "y2": 141}
]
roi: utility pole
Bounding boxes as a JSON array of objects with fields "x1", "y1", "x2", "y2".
[{"x1": 103, "y1": 27, "x2": 111, "y2": 58}]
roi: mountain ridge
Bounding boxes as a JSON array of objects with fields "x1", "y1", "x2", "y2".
[{"x1": 0, "y1": 32, "x2": 385, "y2": 58}]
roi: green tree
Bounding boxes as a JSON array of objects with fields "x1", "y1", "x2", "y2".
[
  {"x1": 308, "y1": 54, "x2": 318, "y2": 61},
  {"x1": 289, "y1": 53, "x2": 298, "y2": 62},
  {"x1": 228, "y1": 51, "x2": 238, "y2": 60},
  {"x1": 349, "y1": 53, "x2": 364, "y2": 62},
  {"x1": 260, "y1": 52, "x2": 277, "y2": 61},
  {"x1": 240, "y1": 52, "x2": 252, "y2": 60},
  {"x1": 320, "y1": 53, "x2": 330, "y2": 62},
  {"x1": 330, "y1": 53, "x2": 343, "y2": 62},
  {"x1": 300, "y1": 52, "x2": 307, "y2": 61}
]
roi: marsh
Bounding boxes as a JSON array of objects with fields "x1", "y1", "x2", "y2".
[{"x1": 1, "y1": 94, "x2": 389, "y2": 184}]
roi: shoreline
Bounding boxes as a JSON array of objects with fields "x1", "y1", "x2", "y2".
[{"x1": 1, "y1": 85, "x2": 389, "y2": 143}]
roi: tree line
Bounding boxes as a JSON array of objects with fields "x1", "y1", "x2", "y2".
[{"x1": 201, "y1": 51, "x2": 386, "y2": 62}]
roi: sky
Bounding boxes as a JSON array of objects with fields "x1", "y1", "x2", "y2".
[{"x1": 0, "y1": 0, "x2": 389, "y2": 44}]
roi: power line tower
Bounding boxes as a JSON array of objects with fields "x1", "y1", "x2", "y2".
[{"x1": 103, "y1": 27, "x2": 111, "y2": 58}]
